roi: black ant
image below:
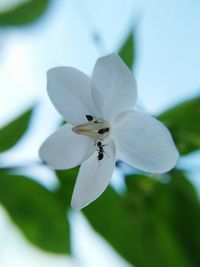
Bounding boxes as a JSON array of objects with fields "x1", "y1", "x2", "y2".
[{"x1": 96, "y1": 141, "x2": 106, "y2": 161}]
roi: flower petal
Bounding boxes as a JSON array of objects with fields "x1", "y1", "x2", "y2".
[
  {"x1": 91, "y1": 53, "x2": 137, "y2": 122},
  {"x1": 112, "y1": 111, "x2": 179, "y2": 173},
  {"x1": 47, "y1": 67, "x2": 98, "y2": 125},
  {"x1": 71, "y1": 138, "x2": 116, "y2": 210},
  {"x1": 39, "y1": 124, "x2": 95, "y2": 170}
]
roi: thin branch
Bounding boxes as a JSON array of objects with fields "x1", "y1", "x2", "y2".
[{"x1": 73, "y1": 0, "x2": 108, "y2": 55}]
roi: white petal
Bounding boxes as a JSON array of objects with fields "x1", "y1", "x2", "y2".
[
  {"x1": 39, "y1": 124, "x2": 95, "y2": 170},
  {"x1": 71, "y1": 138, "x2": 116, "y2": 210},
  {"x1": 112, "y1": 111, "x2": 179, "y2": 173},
  {"x1": 47, "y1": 67, "x2": 98, "y2": 125},
  {"x1": 91, "y1": 53, "x2": 137, "y2": 122}
]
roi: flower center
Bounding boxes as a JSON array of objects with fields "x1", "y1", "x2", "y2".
[{"x1": 72, "y1": 115, "x2": 111, "y2": 140}]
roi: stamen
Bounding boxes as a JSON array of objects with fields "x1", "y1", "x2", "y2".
[{"x1": 73, "y1": 117, "x2": 111, "y2": 140}]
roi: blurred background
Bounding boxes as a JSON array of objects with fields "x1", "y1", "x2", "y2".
[{"x1": 0, "y1": 0, "x2": 200, "y2": 266}]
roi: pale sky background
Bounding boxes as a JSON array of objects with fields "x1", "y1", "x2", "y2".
[{"x1": 0, "y1": 0, "x2": 200, "y2": 266}]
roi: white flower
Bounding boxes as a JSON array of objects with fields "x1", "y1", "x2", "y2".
[{"x1": 39, "y1": 53, "x2": 179, "y2": 210}]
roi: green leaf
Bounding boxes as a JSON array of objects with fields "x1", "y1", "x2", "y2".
[
  {"x1": 0, "y1": 107, "x2": 33, "y2": 153},
  {"x1": 158, "y1": 96, "x2": 200, "y2": 155},
  {"x1": 165, "y1": 171, "x2": 200, "y2": 267},
  {"x1": 126, "y1": 172, "x2": 200, "y2": 267},
  {"x1": 55, "y1": 168, "x2": 78, "y2": 208},
  {"x1": 119, "y1": 31, "x2": 135, "y2": 69},
  {"x1": 0, "y1": 0, "x2": 49, "y2": 26},
  {"x1": 0, "y1": 173, "x2": 70, "y2": 254},
  {"x1": 83, "y1": 173, "x2": 199, "y2": 267}
]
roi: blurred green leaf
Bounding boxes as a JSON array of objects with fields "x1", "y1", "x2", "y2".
[
  {"x1": 55, "y1": 168, "x2": 78, "y2": 208},
  {"x1": 158, "y1": 96, "x2": 200, "y2": 155},
  {"x1": 0, "y1": 173, "x2": 70, "y2": 254},
  {"x1": 165, "y1": 171, "x2": 200, "y2": 267},
  {"x1": 0, "y1": 107, "x2": 33, "y2": 153},
  {"x1": 83, "y1": 173, "x2": 199, "y2": 267},
  {"x1": 119, "y1": 31, "x2": 135, "y2": 69},
  {"x1": 0, "y1": 0, "x2": 49, "y2": 26},
  {"x1": 126, "y1": 172, "x2": 200, "y2": 267}
]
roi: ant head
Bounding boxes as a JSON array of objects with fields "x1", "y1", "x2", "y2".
[{"x1": 97, "y1": 141, "x2": 102, "y2": 147}]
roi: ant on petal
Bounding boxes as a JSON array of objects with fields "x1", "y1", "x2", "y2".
[{"x1": 96, "y1": 140, "x2": 108, "y2": 161}]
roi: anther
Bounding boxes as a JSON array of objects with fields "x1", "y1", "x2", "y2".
[
  {"x1": 97, "y1": 128, "x2": 110, "y2": 135},
  {"x1": 85, "y1": 115, "x2": 94, "y2": 121}
]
